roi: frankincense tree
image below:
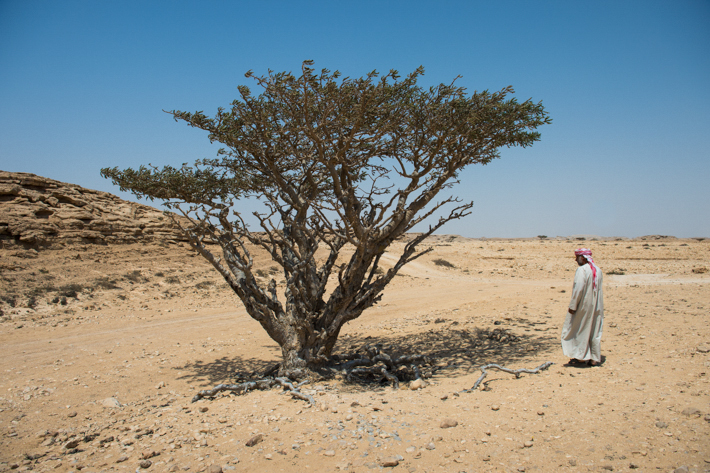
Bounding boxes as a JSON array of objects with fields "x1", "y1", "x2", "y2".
[{"x1": 101, "y1": 61, "x2": 550, "y2": 381}]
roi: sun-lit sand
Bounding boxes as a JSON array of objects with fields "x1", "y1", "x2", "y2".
[{"x1": 1, "y1": 235, "x2": 708, "y2": 471}]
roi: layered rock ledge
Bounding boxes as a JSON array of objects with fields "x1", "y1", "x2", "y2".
[{"x1": 0, "y1": 171, "x2": 188, "y2": 247}]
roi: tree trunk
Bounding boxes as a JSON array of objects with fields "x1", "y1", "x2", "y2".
[{"x1": 277, "y1": 322, "x2": 341, "y2": 379}]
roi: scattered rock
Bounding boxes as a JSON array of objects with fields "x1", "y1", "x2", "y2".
[
  {"x1": 101, "y1": 397, "x2": 122, "y2": 408},
  {"x1": 199, "y1": 406, "x2": 209, "y2": 413},
  {"x1": 323, "y1": 450, "x2": 335, "y2": 457},
  {"x1": 410, "y1": 379, "x2": 425, "y2": 390},
  {"x1": 601, "y1": 465, "x2": 613, "y2": 471},
  {"x1": 380, "y1": 456, "x2": 400, "y2": 467},
  {"x1": 440, "y1": 418, "x2": 458, "y2": 428},
  {"x1": 63, "y1": 438, "x2": 80, "y2": 449},
  {"x1": 207, "y1": 466, "x2": 222, "y2": 473},
  {"x1": 139, "y1": 459, "x2": 152, "y2": 469},
  {"x1": 116, "y1": 455, "x2": 128, "y2": 463},
  {"x1": 673, "y1": 467, "x2": 689, "y2": 473},
  {"x1": 141, "y1": 450, "x2": 158, "y2": 460},
  {"x1": 405, "y1": 446, "x2": 416, "y2": 454},
  {"x1": 67, "y1": 411, "x2": 77, "y2": 418},
  {"x1": 491, "y1": 405, "x2": 500, "y2": 411},
  {"x1": 245, "y1": 434, "x2": 263, "y2": 447},
  {"x1": 681, "y1": 407, "x2": 701, "y2": 417},
  {"x1": 655, "y1": 421, "x2": 668, "y2": 429},
  {"x1": 425, "y1": 442, "x2": 435, "y2": 450},
  {"x1": 629, "y1": 463, "x2": 639, "y2": 469},
  {"x1": 697, "y1": 346, "x2": 710, "y2": 353},
  {"x1": 335, "y1": 460, "x2": 351, "y2": 471},
  {"x1": 523, "y1": 440, "x2": 533, "y2": 448}
]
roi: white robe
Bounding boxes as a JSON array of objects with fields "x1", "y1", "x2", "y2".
[{"x1": 561, "y1": 263, "x2": 604, "y2": 363}]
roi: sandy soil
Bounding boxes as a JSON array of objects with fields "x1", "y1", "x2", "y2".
[{"x1": 1, "y1": 236, "x2": 709, "y2": 473}]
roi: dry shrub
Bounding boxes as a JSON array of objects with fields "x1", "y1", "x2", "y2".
[{"x1": 432, "y1": 258, "x2": 455, "y2": 268}]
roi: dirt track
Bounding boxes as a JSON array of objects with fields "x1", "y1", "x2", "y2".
[{"x1": 1, "y1": 236, "x2": 709, "y2": 472}]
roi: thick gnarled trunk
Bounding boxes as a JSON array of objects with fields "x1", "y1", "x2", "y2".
[{"x1": 278, "y1": 322, "x2": 341, "y2": 379}]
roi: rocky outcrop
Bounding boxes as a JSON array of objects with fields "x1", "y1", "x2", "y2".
[{"x1": 0, "y1": 171, "x2": 189, "y2": 247}]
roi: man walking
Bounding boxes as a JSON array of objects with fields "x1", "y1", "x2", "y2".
[{"x1": 562, "y1": 248, "x2": 604, "y2": 366}]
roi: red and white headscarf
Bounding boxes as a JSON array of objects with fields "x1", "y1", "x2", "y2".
[{"x1": 575, "y1": 248, "x2": 599, "y2": 289}]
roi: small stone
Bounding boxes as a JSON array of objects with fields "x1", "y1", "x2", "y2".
[
  {"x1": 156, "y1": 381, "x2": 165, "y2": 389},
  {"x1": 697, "y1": 346, "x2": 710, "y2": 353},
  {"x1": 425, "y1": 442, "x2": 435, "y2": 450},
  {"x1": 673, "y1": 467, "x2": 689, "y2": 473},
  {"x1": 264, "y1": 454, "x2": 272, "y2": 460},
  {"x1": 405, "y1": 446, "x2": 416, "y2": 454},
  {"x1": 601, "y1": 465, "x2": 613, "y2": 471},
  {"x1": 335, "y1": 460, "x2": 351, "y2": 471},
  {"x1": 655, "y1": 421, "x2": 668, "y2": 429},
  {"x1": 139, "y1": 459, "x2": 152, "y2": 469},
  {"x1": 681, "y1": 407, "x2": 701, "y2": 417},
  {"x1": 568, "y1": 459, "x2": 577, "y2": 466},
  {"x1": 67, "y1": 411, "x2": 77, "y2": 418},
  {"x1": 629, "y1": 463, "x2": 639, "y2": 469},
  {"x1": 206, "y1": 465, "x2": 222, "y2": 473},
  {"x1": 517, "y1": 468, "x2": 526, "y2": 472},
  {"x1": 705, "y1": 414, "x2": 710, "y2": 422},
  {"x1": 245, "y1": 434, "x2": 263, "y2": 447},
  {"x1": 63, "y1": 438, "x2": 81, "y2": 449},
  {"x1": 537, "y1": 411, "x2": 544, "y2": 416},
  {"x1": 101, "y1": 397, "x2": 121, "y2": 408},
  {"x1": 199, "y1": 406, "x2": 209, "y2": 413},
  {"x1": 523, "y1": 440, "x2": 533, "y2": 448},
  {"x1": 323, "y1": 450, "x2": 336, "y2": 457},
  {"x1": 439, "y1": 418, "x2": 458, "y2": 429},
  {"x1": 491, "y1": 405, "x2": 500, "y2": 411},
  {"x1": 482, "y1": 455, "x2": 491, "y2": 461},
  {"x1": 116, "y1": 455, "x2": 128, "y2": 463},
  {"x1": 345, "y1": 414, "x2": 353, "y2": 421},
  {"x1": 410, "y1": 379, "x2": 425, "y2": 390},
  {"x1": 380, "y1": 456, "x2": 400, "y2": 467},
  {"x1": 141, "y1": 450, "x2": 158, "y2": 460}
]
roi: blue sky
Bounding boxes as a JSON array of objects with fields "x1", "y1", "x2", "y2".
[{"x1": 1, "y1": 1, "x2": 708, "y2": 238}]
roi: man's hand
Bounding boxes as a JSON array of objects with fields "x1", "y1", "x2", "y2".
[{"x1": 568, "y1": 308, "x2": 576, "y2": 315}]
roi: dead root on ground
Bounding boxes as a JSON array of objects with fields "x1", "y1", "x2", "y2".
[
  {"x1": 464, "y1": 361, "x2": 554, "y2": 393},
  {"x1": 191, "y1": 343, "x2": 430, "y2": 404}
]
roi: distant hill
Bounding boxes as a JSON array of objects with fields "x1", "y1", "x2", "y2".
[{"x1": 0, "y1": 171, "x2": 188, "y2": 247}]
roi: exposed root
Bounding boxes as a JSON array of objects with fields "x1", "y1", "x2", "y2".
[
  {"x1": 337, "y1": 344, "x2": 429, "y2": 389},
  {"x1": 191, "y1": 377, "x2": 316, "y2": 405},
  {"x1": 464, "y1": 361, "x2": 554, "y2": 392},
  {"x1": 191, "y1": 344, "x2": 430, "y2": 402}
]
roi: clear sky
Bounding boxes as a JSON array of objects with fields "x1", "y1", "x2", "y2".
[{"x1": 1, "y1": 1, "x2": 708, "y2": 238}]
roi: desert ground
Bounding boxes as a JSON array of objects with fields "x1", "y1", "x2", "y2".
[{"x1": 1, "y1": 235, "x2": 708, "y2": 473}]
